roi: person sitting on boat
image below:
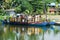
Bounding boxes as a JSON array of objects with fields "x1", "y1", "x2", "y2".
[{"x1": 45, "y1": 17, "x2": 50, "y2": 22}]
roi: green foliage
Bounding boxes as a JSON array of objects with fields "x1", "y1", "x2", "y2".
[
  {"x1": 0, "y1": 0, "x2": 59, "y2": 15},
  {"x1": 5, "y1": 0, "x2": 12, "y2": 3},
  {"x1": 56, "y1": 0, "x2": 60, "y2": 3},
  {"x1": 3, "y1": 31, "x2": 15, "y2": 40},
  {"x1": 23, "y1": 10, "x2": 29, "y2": 15},
  {"x1": 1, "y1": 0, "x2": 45, "y2": 15},
  {"x1": 36, "y1": 9, "x2": 43, "y2": 14},
  {"x1": 15, "y1": 5, "x2": 21, "y2": 13},
  {"x1": 0, "y1": 9, "x2": 6, "y2": 15},
  {"x1": 3, "y1": 2, "x2": 11, "y2": 9},
  {"x1": 54, "y1": 29, "x2": 60, "y2": 34},
  {"x1": 22, "y1": 0, "x2": 33, "y2": 13},
  {"x1": 45, "y1": 0, "x2": 55, "y2": 3}
]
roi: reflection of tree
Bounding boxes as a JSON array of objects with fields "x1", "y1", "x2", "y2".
[
  {"x1": 27, "y1": 27, "x2": 43, "y2": 40},
  {"x1": 47, "y1": 29, "x2": 51, "y2": 34},
  {"x1": 46, "y1": 28, "x2": 60, "y2": 35},
  {"x1": 20, "y1": 33, "x2": 24, "y2": 40},
  {"x1": 29, "y1": 34, "x2": 36, "y2": 40},
  {"x1": 3, "y1": 27, "x2": 15, "y2": 40},
  {"x1": 0, "y1": 25, "x2": 4, "y2": 40},
  {"x1": 28, "y1": 34, "x2": 41, "y2": 40},
  {"x1": 0, "y1": 29, "x2": 4, "y2": 40},
  {"x1": 54, "y1": 29, "x2": 60, "y2": 35}
]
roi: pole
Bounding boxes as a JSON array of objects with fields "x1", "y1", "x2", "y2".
[
  {"x1": 45, "y1": 3, "x2": 47, "y2": 21},
  {"x1": 43, "y1": 0, "x2": 47, "y2": 21}
]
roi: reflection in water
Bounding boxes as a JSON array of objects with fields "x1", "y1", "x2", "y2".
[{"x1": 0, "y1": 24, "x2": 60, "y2": 40}]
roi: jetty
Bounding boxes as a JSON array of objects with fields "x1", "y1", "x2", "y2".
[{"x1": 54, "y1": 22, "x2": 60, "y2": 25}]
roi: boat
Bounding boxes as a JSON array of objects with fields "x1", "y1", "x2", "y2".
[
  {"x1": 2, "y1": 21, "x2": 47, "y2": 26},
  {"x1": 2, "y1": 20, "x2": 55, "y2": 27},
  {"x1": 1, "y1": 14, "x2": 55, "y2": 26},
  {"x1": 28, "y1": 22, "x2": 48, "y2": 26}
]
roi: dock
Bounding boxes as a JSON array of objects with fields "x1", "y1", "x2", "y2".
[
  {"x1": 54, "y1": 22, "x2": 60, "y2": 25},
  {"x1": 41, "y1": 15, "x2": 60, "y2": 25}
]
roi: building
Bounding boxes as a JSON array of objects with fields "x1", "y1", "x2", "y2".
[{"x1": 5, "y1": 9, "x2": 15, "y2": 16}]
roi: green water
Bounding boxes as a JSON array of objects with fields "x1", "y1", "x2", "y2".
[{"x1": 0, "y1": 24, "x2": 60, "y2": 40}]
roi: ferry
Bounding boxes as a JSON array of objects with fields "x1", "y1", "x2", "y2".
[{"x1": 2, "y1": 14, "x2": 55, "y2": 26}]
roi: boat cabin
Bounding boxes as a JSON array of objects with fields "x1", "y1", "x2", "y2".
[
  {"x1": 9, "y1": 14, "x2": 28, "y2": 23},
  {"x1": 28, "y1": 15, "x2": 41, "y2": 23},
  {"x1": 7, "y1": 13, "x2": 41, "y2": 24}
]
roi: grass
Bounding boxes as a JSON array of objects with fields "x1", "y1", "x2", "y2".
[
  {"x1": 0, "y1": 15, "x2": 10, "y2": 24},
  {"x1": 0, "y1": 15, "x2": 10, "y2": 20},
  {"x1": 0, "y1": 16, "x2": 4, "y2": 20}
]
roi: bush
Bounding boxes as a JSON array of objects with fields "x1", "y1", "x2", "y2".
[{"x1": 15, "y1": 5, "x2": 21, "y2": 13}]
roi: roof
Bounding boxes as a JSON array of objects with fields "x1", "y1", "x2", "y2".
[
  {"x1": 50, "y1": 3, "x2": 56, "y2": 6},
  {"x1": 5, "y1": 9, "x2": 15, "y2": 12}
]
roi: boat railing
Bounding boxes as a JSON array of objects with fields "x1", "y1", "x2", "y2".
[{"x1": 5, "y1": 15, "x2": 44, "y2": 24}]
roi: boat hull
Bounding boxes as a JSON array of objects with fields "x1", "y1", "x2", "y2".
[{"x1": 2, "y1": 20, "x2": 55, "y2": 27}]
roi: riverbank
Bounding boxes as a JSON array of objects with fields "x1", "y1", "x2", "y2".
[
  {"x1": 0, "y1": 16, "x2": 9, "y2": 20},
  {"x1": 41, "y1": 15, "x2": 60, "y2": 22}
]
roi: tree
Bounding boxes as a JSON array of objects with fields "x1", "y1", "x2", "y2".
[
  {"x1": 2, "y1": 2, "x2": 11, "y2": 9},
  {"x1": 21, "y1": 0, "x2": 33, "y2": 15},
  {"x1": 0, "y1": 8, "x2": 5, "y2": 15},
  {"x1": 1, "y1": 0, "x2": 58, "y2": 15},
  {"x1": 15, "y1": 5, "x2": 21, "y2": 13},
  {"x1": 4, "y1": 0, "x2": 13, "y2": 8},
  {"x1": 45, "y1": 0, "x2": 56, "y2": 3},
  {"x1": 56, "y1": 0, "x2": 60, "y2": 3}
]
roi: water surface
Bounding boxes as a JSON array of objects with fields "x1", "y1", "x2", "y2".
[{"x1": 0, "y1": 24, "x2": 60, "y2": 40}]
